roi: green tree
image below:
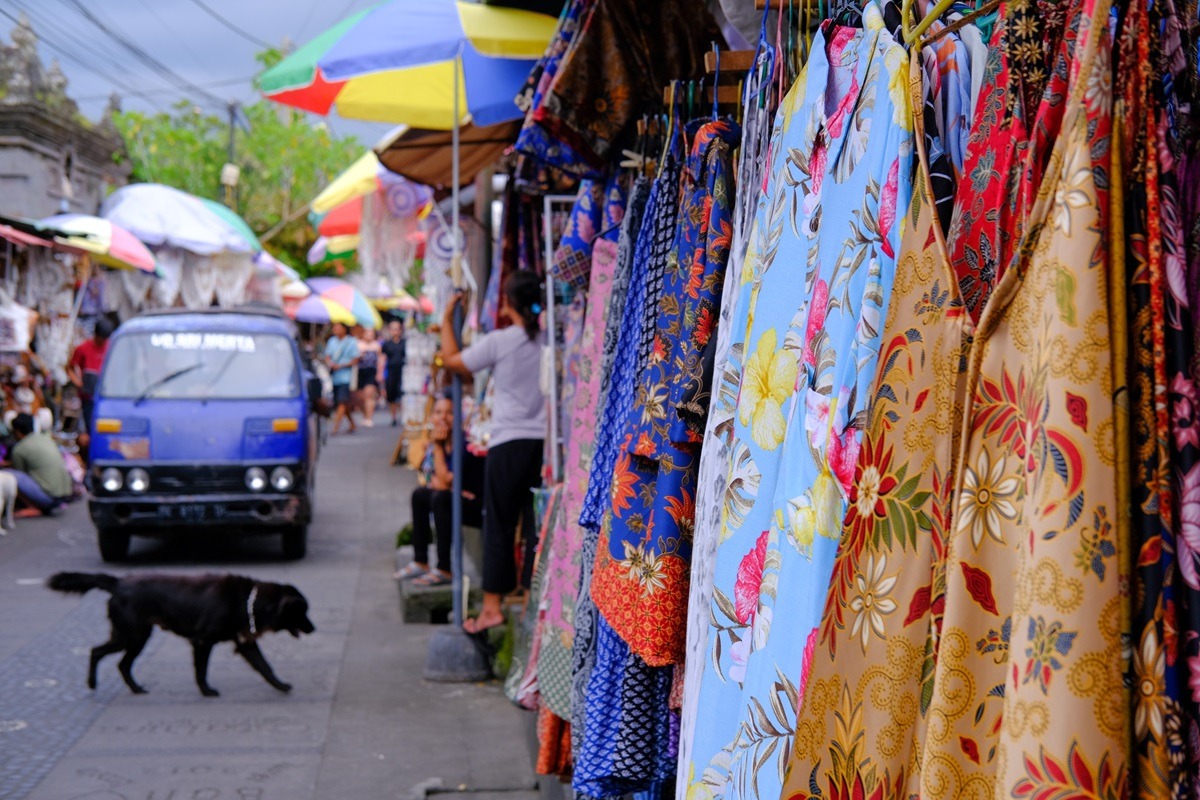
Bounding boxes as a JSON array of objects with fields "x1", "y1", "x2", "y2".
[{"x1": 113, "y1": 99, "x2": 361, "y2": 276}]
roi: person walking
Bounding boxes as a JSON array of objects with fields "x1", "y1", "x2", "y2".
[
  {"x1": 323, "y1": 322, "x2": 359, "y2": 435},
  {"x1": 395, "y1": 394, "x2": 485, "y2": 585},
  {"x1": 439, "y1": 271, "x2": 546, "y2": 634},
  {"x1": 67, "y1": 317, "x2": 113, "y2": 451},
  {"x1": 381, "y1": 320, "x2": 406, "y2": 427},
  {"x1": 356, "y1": 326, "x2": 382, "y2": 427}
]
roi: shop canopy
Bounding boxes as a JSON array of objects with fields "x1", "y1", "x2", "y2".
[{"x1": 257, "y1": 0, "x2": 556, "y2": 127}]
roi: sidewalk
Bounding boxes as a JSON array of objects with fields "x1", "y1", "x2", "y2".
[{"x1": 312, "y1": 422, "x2": 543, "y2": 800}]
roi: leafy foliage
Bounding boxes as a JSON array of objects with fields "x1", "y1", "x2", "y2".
[{"x1": 112, "y1": 98, "x2": 361, "y2": 275}]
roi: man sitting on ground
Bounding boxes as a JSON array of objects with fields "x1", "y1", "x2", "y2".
[{"x1": 7, "y1": 413, "x2": 73, "y2": 516}]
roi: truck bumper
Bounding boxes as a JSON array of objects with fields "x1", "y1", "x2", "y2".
[{"x1": 88, "y1": 492, "x2": 311, "y2": 531}]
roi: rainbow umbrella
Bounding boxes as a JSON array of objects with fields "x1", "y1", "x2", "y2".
[
  {"x1": 307, "y1": 276, "x2": 383, "y2": 329},
  {"x1": 257, "y1": 0, "x2": 556, "y2": 127},
  {"x1": 289, "y1": 294, "x2": 357, "y2": 326},
  {"x1": 307, "y1": 235, "x2": 359, "y2": 266},
  {"x1": 39, "y1": 214, "x2": 158, "y2": 274}
]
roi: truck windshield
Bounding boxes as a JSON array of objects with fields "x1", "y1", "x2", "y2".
[{"x1": 100, "y1": 331, "x2": 300, "y2": 400}]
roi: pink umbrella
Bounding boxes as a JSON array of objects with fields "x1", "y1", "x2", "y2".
[{"x1": 40, "y1": 214, "x2": 158, "y2": 274}]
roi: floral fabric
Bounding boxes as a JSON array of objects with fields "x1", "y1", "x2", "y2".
[
  {"x1": 780, "y1": 50, "x2": 971, "y2": 800},
  {"x1": 536, "y1": 192, "x2": 624, "y2": 719},
  {"x1": 592, "y1": 119, "x2": 741, "y2": 667},
  {"x1": 677, "y1": 41, "x2": 779, "y2": 795},
  {"x1": 686, "y1": 11, "x2": 912, "y2": 800},
  {"x1": 579, "y1": 154, "x2": 682, "y2": 532}
]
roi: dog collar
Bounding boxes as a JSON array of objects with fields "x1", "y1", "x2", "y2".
[{"x1": 247, "y1": 585, "x2": 258, "y2": 636}]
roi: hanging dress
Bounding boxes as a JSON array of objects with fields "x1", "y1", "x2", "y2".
[
  {"x1": 591, "y1": 118, "x2": 741, "y2": 667},
  {"x1": 779, "y1": 42, "x2": 971, "y2": 800},
  {"x1": 573, "y1": 152, "x2": 682, "y2": 800},
  {"x1": 910, "y1": 0, "x2": 1130, "y2": 792},
  {"x1": 686, "y1": 8, "x2": 913, "y2": 799}
]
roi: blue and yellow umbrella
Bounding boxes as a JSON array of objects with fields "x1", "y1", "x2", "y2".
[{"x1": 257, "y1": 0, "x2": 557, "y2": 128}]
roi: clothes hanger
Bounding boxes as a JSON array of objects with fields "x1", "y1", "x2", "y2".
[
  {"x1": 920, "y1": 0, "x2": 999, "y2": 43},
  {"x1": 905, "y1": 0, "x2": 959, "y2": 44}
]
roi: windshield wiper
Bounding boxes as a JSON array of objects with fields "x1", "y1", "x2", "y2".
[{"x1": 134, "y1": 363, "x2": 206, "y2": 405}]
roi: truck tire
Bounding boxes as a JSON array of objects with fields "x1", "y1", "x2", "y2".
[
  {"x1": 97, "y1": 527, "x2": 130, "y2": 562},
  {"x1": 281, "y1": 525, "x2": 307, "y2": 560}
]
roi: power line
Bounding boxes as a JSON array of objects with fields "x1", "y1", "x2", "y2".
[
  {"x1": 75, "y1": 76, "x2": 255, "y2": 103},
  {"x1": 0, "y1": 4, "x2": 168, "y2": 111},
  {"x1": 184, "y1": 0, "x2": 272, "y2": 50},
  {"x1": 136, "y1": 0, "x2": 211, "y2": 74},
  {"x1": 58, "y1": 0, "x2": 229, "y2": 108},
  {"x1": 6, "y1": 0, "x2": 168, "y2": 89}
]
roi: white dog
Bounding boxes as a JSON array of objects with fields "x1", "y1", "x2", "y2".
[{"x1": 0, "y1": 470, "x2": 18, "y2": 534}]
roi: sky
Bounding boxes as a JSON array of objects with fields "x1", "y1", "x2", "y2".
[{"x1": 1, "y1": 0, "x2": 393, "y2": 145}]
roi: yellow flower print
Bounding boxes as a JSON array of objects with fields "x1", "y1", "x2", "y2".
[
  {"x1": 884, "y1": 46, "x2": 911, "y2": 131},
  {"x1": 776, "y1": 467, "x2": 842, "y2": 555},
  {"x1": 958, "y1": 447, "x2": 1021, "y2": 548},
  {"x1": 685, "y1": 764, "x2": 715, "y2": 800},
  {"x1": 738, "y1": 329, "x2": 798, "y2": 451}
]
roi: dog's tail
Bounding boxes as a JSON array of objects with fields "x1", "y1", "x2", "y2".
[{"x1": 46, "y1": 572, "x2": 119, "y2": 595}]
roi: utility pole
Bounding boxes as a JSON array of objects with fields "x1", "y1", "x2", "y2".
[{"x1": 220, "y1": 101, "x2": 241, "y2": 210}]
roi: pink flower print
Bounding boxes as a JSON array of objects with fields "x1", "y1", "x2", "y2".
[
  {"x1": 828, "y1": 424, "x2": 861, "y2": 497},
  {"x1": 797, "y1": 627, "x2": 818, "y2": 708},
  {"x1": 879, "y1": 159, "x2": 899, "y2": 259},
  {"x1": 1190, "y1": 654, "x2": 1200, "y2": 706},
  {"x1": 826, "y1": 76, "x2": 860, "y2": 141},
  {"x1": 828, "y1": 26, "x2": 858, "y2": 64},
  {"x1": 803, "y1": 279, "x2": 829, "y2": 368},
  {"x1": 1171, "y1": 373, "x2": 1200, "y2": 451},
  {"x1": 805, "y1": 389, "x2": 831, "y2": 450},
  {"x1": 734, "y1": 531, "x2": 769, "y2": 625},
  {"x1": 729, "y1": 635, "x2": 750, "y2": 684},
  {"x1": 1178, "y1": 463, "x2": 1200, "y2": 590}
]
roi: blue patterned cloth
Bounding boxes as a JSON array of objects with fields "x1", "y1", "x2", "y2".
[
  {"x1": 573, "y1": 617, "x2": 675, "y2": 800},
  {"x1": 578, "y1": 153, "x2": 681, "y2": 531}
]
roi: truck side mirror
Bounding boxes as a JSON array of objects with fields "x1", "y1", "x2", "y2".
[{"x1": 306, "y1": 375, "x2": 323, "y2": 412}]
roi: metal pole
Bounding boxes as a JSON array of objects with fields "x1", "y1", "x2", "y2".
[
  {"x1": 449, "y1": 44, "x2": 464, "y2": 630},
  {"x1": 541, "y1": 197, "x2": 559, "y2": 483}
]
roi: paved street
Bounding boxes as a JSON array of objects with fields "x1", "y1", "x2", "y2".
[{"x1": 0, "y1": 423, "x2": 539, "y2": 800}]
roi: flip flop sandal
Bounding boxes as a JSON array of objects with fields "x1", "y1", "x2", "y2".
[
  {"x1": 413, "y1": 572, "x2": 452, "y2": 587},
  {"x1": 392, "y1": 563, "x2": 429, "y2": 580}
]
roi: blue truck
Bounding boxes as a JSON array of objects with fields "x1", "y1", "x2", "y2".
[{"x1": 87, "y1": 308, "x2": 321, "y2": 561}]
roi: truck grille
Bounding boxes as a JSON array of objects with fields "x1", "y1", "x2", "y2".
[{"x1": 150, "y1": 466, "x2": 248, "y2": 494}]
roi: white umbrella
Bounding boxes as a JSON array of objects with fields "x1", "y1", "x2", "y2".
[{"x1": 101, "y1": 183, "x2": 254, "y2": 256}]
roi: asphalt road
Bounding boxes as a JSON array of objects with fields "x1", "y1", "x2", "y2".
[{"x1": 0, "y1": 422, "x2": 539, "y2": 800}]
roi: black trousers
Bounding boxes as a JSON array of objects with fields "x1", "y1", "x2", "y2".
[
  {"x1": 481, "y1": 439, "x2": 543, "y2": 595},
  {"x1": 410, "y1": 487, "x2": 483, "y2": 572}
]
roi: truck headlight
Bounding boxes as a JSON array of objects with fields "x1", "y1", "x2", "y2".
[
  {"x1": 270, "y1": 466, "x2": 294, "y2": 492},
  {"x1": 127, "y1": 468, "x2": 150, "y2": 494},
  {"x1": 245, "y1": 467, "x2": 267, "y2": 492},
  {"x1": 100, "y1": 468, "x2": 123, "y2": 492}
]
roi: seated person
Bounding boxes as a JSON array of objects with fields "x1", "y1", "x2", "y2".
[
  {"x1": 6, "y1": 413, "x2": 73, "y2": 516},
  {"x1": 395, "y1": 395, "x2": 484, "y2": 586}
]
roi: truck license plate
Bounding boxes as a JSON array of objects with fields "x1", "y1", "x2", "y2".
[{"x1": 158, "y1": 503, "x2": 227, "y2": 521}]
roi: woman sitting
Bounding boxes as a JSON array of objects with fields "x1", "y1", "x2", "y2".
[{"x1": 396, "y1": 394, "x2": 484, "y2": 586}]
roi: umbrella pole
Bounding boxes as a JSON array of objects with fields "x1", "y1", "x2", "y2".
[{"x1": 425, "y1": 43, "x2": 488, "y2": 683}]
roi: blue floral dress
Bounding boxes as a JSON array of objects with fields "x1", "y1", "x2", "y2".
[{"x1": 684, "y1": 9, "x2": 913, "y2": 800}]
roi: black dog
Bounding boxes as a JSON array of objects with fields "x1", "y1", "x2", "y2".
[{"x1": 47, "y1": 572, "x2": 315, "y2": 697}]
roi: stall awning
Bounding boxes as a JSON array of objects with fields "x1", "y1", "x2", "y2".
[{"x1": 375, "y1": 120, "x2": 520, "y2": 189}]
